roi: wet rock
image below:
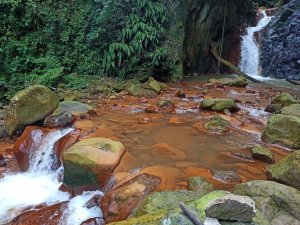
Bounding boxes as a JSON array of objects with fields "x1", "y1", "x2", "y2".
[
  {"x1": 4, "y1": 85, "x2": 59, "y2": 134},
  {"x1": 132, "y1": 190, "x2": 201, "y2": 217},
  {"x1": 81, "y1": 218, "x2": 105, "y2": 225},
  {"x1": 204, "y1": 116, "x2": 230, "y2": 133},
  {"x1": 124, "y1": 79, "x2": 157, "y2": 98},
  {"x1": 188, "y1": 177, "x2": 214, "y2": 195},
  {"x1": 144, "y1": 105, "x2": 157, "y2": 113},
  {"x1": 266, "y1": 151, "x2": 300, "y2": 191},
  {"x1": 152, "y1": 143, "x2": 187, "y2": 160},
  {"x1": 13, "y1": 126, "x2": 53, "y2": 171},
  {"x1": 271, "y1": 92, "x2": 299, "y2": 107},
  {"x1": 0, "y1": 126, "x2": 8, "y2": 139},
  {"x1": 101, "y1": 173, "x2": 161, "y2": 223},
  {"x1": 201, "y1": 99, "x2": 237, "y2": 112},
  {"x1": 142, "y1": 77, "x2": 165, "y2": 94},
  {"x1": 54, "y1": 101, "x2": 93, "y2": 116},
  {"x1": 205, "y1": 194, "x2": 256, "y2": 222},
  {"x1": 209, "y1": 76, "x2": 248, "y2": 87},
  {"x1": 63, "y1": 138, "x2": 125, "y2": 187},
  {"x1": 44, "y1": 112, "x2": 75, "y2": 128},
  {"x1": 280, "y1": 104, "x2": 300, "y2": 117},
  {"x1": 175, "y1": 90, "x2": 187, "y2": 98},
  {"x1": 250, "y1": 146, "x2": 274, "y2": 164},
  {"x1": 234, "y1": 180, "x2": 300, "y2": 224},
  {"x1": 156, "y1": 99, "x2": 175, "y2": 109},
  {"x1": 212, "y1": 170, "x2": 241, "y2": 184},
  {"x1": 264, "y1": 103, "x2": 282, "y2": 114},
  {"x1": 262, "y1": 114, "x2": 300, "y2": 149}
]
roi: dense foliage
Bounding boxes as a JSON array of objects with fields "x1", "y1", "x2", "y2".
[{"x1": 0, "y1": 0, "x2": 173, "y2": 103}]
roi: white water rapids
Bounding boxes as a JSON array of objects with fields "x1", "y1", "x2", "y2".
[
  {"x1": 240, "y1": 10, "x2": 272, "y2": 80},
  {"x1": 0, "y1": 128, "x2": 102, "y2": 224}
]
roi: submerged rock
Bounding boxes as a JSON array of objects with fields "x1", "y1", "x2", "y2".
[
  {"x1": 209, "y1": 76, "x2": 248, "y2": 87},
  {"x1": 266, "y1": 151, "x2": 300, "y2": 191},
  {"x1": 63, "y1": 138, "x2": 125, "y2": 187},
  {"x1": 250, "y1": 146, "x2": 274, "y2": 164},
  {"x1": 280, "y1": 104, "x2": 300, "y2": 117},
  {"x1": 54, "y1": 101, "x2": 93, "y2": 116},
  {"x1": 201, "y1": 99, "x2": 237, "y2": 112},
  {"x1": 188, "y1": 177, "x2": 214, "y2": 195},
  {"x1": 152, "y1": 143, "x2": 187, "y2": 160},
  {"x1": 234, "y1": 180, "x2": 300, "y2": 224},
  {"x1": 4, "y1": 85, "x2": 59, "y2": 134},
  {"x1": 262, "y1": 114, "x2": 300, "y2": 149},
  {"x1": 271, "y1": 92, "x2": 299, "y2": 107},
  {"x1": 205, "y1": 194, "x2": 256, "y2": 223},
  {"x1": 101, "y1": 173, "x2": 161, "y2": 223}
]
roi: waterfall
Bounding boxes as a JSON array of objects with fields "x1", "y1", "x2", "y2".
[
  {"x1": 239, "y1": 10, "x2": 272, "y2": 80},
  {"x1": 0, "y1": 128, "x2": 102, "y2": 224}
]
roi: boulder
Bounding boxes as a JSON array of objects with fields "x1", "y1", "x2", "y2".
[
  {"x1": 4, "y1": 85, "x2": 59, "y2": 134},
  {"x1": 142, "y1": 77, "x2": 166, "y2": 94},
  {"x1": 188, "y1": 177, "x2": 214, "y2": 195},
  {"x1": 63, "y1": 138, "x2": 125, "y2": 187},
  {"x1": 132, "y1": 190, "x2": 201, "y2": 217},
  {"x1": 44, "y1": 112, "x2": 75, "y2": 128},
  {"x1": 212, "y1": 170, "x2": 241, "y2": 184},
  {"x1": 201, "y1": 99, "x2": 237, "y2": 112},
  {"x1": 124, "y1": 79, "x2": 157, "y2": 98},
  {"x1": 209, "y1": 76, "x2": 248, "y2": 87},
  {"x1": 280, "y1": 104, "x2": 300, "y2": 117},
  {"x1": 262, "y1": 114, "x2": 300, "y2": 149},
  {"x1": 264, "y1": 103, "x2": 282, "y2": 114},
  {"x1": 205, "y1": 194, "x2": 256, "y2": 223},
  {"x1": 204, "y1": 116, "x2": 230, "y2": 133},
  {"x1": 266, "y1": 151, "x2": 300, "y2": 191},
  {"x1": 101, "y1": 173, "x2": 161, "y2": 223},
  {"x1": 54, "y1": 101, "x2": 93, "y2": 116},
  {"x1": 250, "y1": 147, "x2": 274, "y2": 164},
  {"x1": 271, "y1": 93, "x2": 299, "y2": 107},
  {"x1": 234, "y1": 180, "x2": 300, "y2": 224}
]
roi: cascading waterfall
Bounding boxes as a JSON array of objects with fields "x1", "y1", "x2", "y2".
[
  {"x1": 239, "y1": 10, "x2": 272, "y2": 79},
  {"x1": 0, "y1": 128, "x2": 102, "y2": 224}
]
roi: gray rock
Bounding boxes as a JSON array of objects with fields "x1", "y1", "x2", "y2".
[
  {"x1": 205, "y1": 194, "x2": 256, "y2": 223},
  {"x1": 0, "y1": 126, "x2": 8, "y2": 139},
  {"x1": 212, "y1": 170, "x2": 241, "y2": 184},
  {"x1": 54, "y1": 101, "x2": 93, "y2": 116},
  {"x1": 188, "y1": 177, "x2": 214, "y2": 195},
  {"x1": 44, "y1": 111, "x2": 75, "y2": 128},
  {"x1": 264, "y1": 104, "x2": 282, "y2": 114}
]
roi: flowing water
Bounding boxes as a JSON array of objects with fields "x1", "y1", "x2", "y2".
[
  {"x1": 0, "y1": 128, "x2": 102, "y2": 224},
  {"x1": 240, "y1": 10, "x2": 272, "y2": 80}
]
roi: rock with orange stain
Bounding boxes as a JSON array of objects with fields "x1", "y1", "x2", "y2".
[
  {"x1": 219, "y1": 115, "x2": 242, "y2": 127},
  {"x1": 100, "y1": 173, "x2": 161, "y2": 223},
  {"x1": 141, "y1": 165, "x2": 181, "y2": 190},
  {"x1": 144, "y1": 105, "x2": 157, "y2": 113},
  {"x1": 152, "y1": 143, "x2": 187, "y2": 160},
  {"x1": 63, "y1": 138, "x2": 125, "y2": 187},
  {"x1": 168, "y1": 117, "x2": 185, "y2": 124},
  {"x1": 156, "y1": 100, "x2": 176, "y2": 113},
  {"x1": 13, "y1": 126, "x2": 53, "y2": 171}
]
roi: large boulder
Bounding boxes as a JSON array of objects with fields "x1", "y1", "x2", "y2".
[
  {"x1": 234, "y1": 180, "x2": 300, "y2": 224},
  {"x1": 266, "y1": 151, "x2": 300, "y2": 191},
  {"x1": 201, "y1": 99, "x2": 237, "y2": 112},
  {"x1": 63, "y1": 138, "x2": 125, "y2": 187},
  {"x1": 209, "y1": 76, "x2": 248, "y2": 87},
  {"x1": 54, "y1": 101, "x2": 93, "y2": 116},
  {"x1": 280, "y1": 104, "x2": 300, "y2": 117},
  {"x1": 271, "y1": 93, "x2": 299, "y2": 107},
  {"x1": 4, "y1": 85, "x2": 59, "y2": 134},
  {"x1": 101, "y1": 173, "x2": 161, "y2": 223},
  {"x1": 262, "y1": 114, "x2": 300, "y2": 149}
]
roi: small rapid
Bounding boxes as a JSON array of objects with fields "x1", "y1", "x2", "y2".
[
  {"x1": 0, "y1": 128, "x2": 102, "y2": 224},
  {"x1": 240, "y1": 10, "x2": 272, "y2": 80}
]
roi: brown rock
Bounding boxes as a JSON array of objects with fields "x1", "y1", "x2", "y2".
[
  {"x1": 175, "y1": 90, "x2": 186, "y2": 98},
  {"x1": 101, "y1": 173, "x2": 161, "y2": 223}
]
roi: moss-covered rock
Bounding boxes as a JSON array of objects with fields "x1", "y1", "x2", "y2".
[
  {"x1": 234, "y1": 180, "x2": 300, "y2": 224},
  {"x1": 262, "y1": 114, "x2": 300, "y2": 149},
  {"x1": 209, "y1": 76, "x2": 248, "y2": 87},
  {"x1": 188, "y1": 177, "x2": 214, "y2": 195},
  {"x1": 124, "y1": 79, "x2": 157, "y2": 98},
  {"x1": 250, "y1": 147, "x2": 274, "y2": 164},
  {"x1": 107, "y1": 213, "x2": 165, "y2": 225},
  {"x1": 142, "y1": 77, "x2": 166, "y2": 94},
  {"x1": 271, "y1": 92, "x2": 299, "y2": 107},
  {"x1": 266, "y1": 151, "x2": 300, "y2": 191},
  {"x1": 280, "y1": 104, "x2": 300, "y2": 117},
  {"x1": 204, "y1": 116, "x2": 230, "y2": 133},
  {"x1": 4, "y1": 85, "x2": 59, "y2": 134},
  {"x1": 264, "y1": 103, "x2": 283, "y2": 114},
  {"x1": 53, "y1": 101, "x2": 93, "y2": 116},
  {"x1": 202, "y1": 99, "x2": 236, "y2": 112}
]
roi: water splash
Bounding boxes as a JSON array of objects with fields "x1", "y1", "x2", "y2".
[{"x1": 240, "y1": 10, "x2": 272, "y2": 80}]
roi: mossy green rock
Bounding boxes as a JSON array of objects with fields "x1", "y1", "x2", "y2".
[
  {"x1": 234, "y1": 180, "x2": 300, "y2": 224},
  {"x1": 280, "y1": 104, "x2": 300, "y2": 117},
  {"x1": 266, "y1": 151, "x2": 300, "y2": 191},
  {"x1": 188, "y1": 177, "x2": 214, "y2": 195},
  {"x1": 159, "y1": 213, "x2": 193, "y2": 225},
  {"x1": 107, "y1": 213, "x2": 165, "y2": 225},
  {"x1": 4, "y1": 85, "x2": 59, "y2": 134},
  {"x1": 54, "y1": 101, "x2": 93, "y2": 116},
  {"x1": 132, "y1": 190, "x2": 201, "y2": 217},
  {"x1": 142, "y1": 77, "x2": 165, "y2": 94},
  {"x1": 124, "y1": 79, "x2": 157, "y2": 98},
  {"x1": 271, "y1": 92, "x2": 299, "y2": 107},
  {"x1": 250, "y1": 147, "x2": 274, "y2": 164},
  {"x1": 262, "y1": 114, "x2": 300, "y2": 149},
  {"x1": 209, "y1": 76, "x2": 248, "y2": 87},
  {"x1": 202, "y1": 99, "x2": 236, "y2": 111},
  {"x1": 205, "y1": 116, "x2": 230, "y2": 133}
]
